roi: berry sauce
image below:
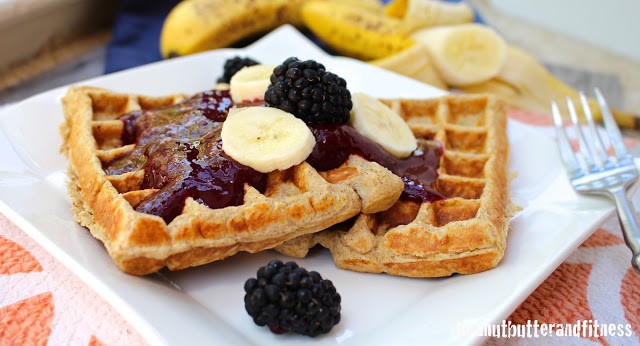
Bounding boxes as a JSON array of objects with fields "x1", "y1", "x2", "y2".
[
  {"x1": 103, "y1": 89, "x2": 443, "y2": 223},
  {"x1": 103, "y1": 90, "x2": 267, "y2": 223},
  {"x1": 307, "y1": 125, "x2": 445, "y2": 203}
]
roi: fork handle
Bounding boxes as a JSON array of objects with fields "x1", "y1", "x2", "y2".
[{"x1": 610, "y1": 187, "x2": 640, "y2": 274}]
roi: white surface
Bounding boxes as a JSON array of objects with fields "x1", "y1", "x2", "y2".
[
  {"x1": 490, "y1": 0, "x2": 640, "y2": 62},
  {"x1": 0, "y1": 25, "x2": 620, "y2": 345}
]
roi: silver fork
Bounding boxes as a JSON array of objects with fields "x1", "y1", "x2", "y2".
[{"x1": 552, "y1": 89, "x2": 640, "y2": 274}]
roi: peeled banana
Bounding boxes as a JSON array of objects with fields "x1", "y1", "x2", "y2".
[
  {"x1": 410, "y1": 23, "x2": 507, "y2": 87},
  {"x1": 301, "y1": 0, "x2": 414, "y2": 61},
  {"x1": 385, "y1": 0, "x2": 474, "y2": 32},
  {"x1": 350, "y1": 92, "x2": 417, "y2": 158},
  {"x1": 160, "y1": 0, "x2": 305, "y2": 58},
  {"x1": 221, "y1": 107, "x2": 316, "y2": 173}
]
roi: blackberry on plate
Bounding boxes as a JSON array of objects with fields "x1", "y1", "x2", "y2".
[
  {"x1": 243, "y1": 260, "x2": 342, "y2": 337},
  {"x1": 264, "y1": 57, "x2": 352, "y2": 124},
  {"x1": 217, "y1": 56, "x2": 260, "y2": 83}
]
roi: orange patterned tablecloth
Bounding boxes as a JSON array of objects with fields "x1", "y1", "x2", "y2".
[{"x1": 1, "y1": 110, "x2": 639, "y2": 345}]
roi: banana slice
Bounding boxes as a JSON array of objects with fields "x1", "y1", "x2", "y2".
[
  {"x1": 229, "y1": 64, "x2": 275, "y2": 104},
  {"x1": 350, "y1": 92, "x2": 416, "y2": 158},
  {"x1": 221, "y1": 107, "x2": 316, "y2": 173},
  {"x1": 411, "y1": 23, "x2": 506, "y2": 87}
]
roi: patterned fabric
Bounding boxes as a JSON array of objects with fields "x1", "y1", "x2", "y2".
[
  {"x1": 0, "y1": 214, "x2": 146, "y2": 345},
  {"x1": 1, "y1": 109, "x2": 639, "y2": 345}
]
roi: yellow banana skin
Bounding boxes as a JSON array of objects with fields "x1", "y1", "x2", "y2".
[
  {"x1": 160, "y1": 0, "x2": 305, "y2": 58},
  {"x1": 340, "y1": 0, "x2": 385, "y2": 13},
  {"x1": 301, "y1": 0, "x2": 414, "y2": 61},
  {"x1": 384, "y1": 0, "x2": 406, "y2": 18},
  {"x1": 460, "y1": 46, "x2": 639, "y2": 129}
]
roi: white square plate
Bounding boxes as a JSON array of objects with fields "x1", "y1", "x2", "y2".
[{"x1": 0, "y1": 25, "x2": 621, "y2": 345}]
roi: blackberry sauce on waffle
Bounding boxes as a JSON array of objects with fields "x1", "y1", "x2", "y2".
[
  {"x1": 307, "y1": 124, "x2": 444, "y2": 203},
  {"x1": 103, "y1": 90, "x2": 444, "y2": 223},
  {"x1": 103, "y1": 90, "x2": 267, "y2": 223}
]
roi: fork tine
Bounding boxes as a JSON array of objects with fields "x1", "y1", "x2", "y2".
[
  {"x1": 595, "y1": 88, "x2": 630, "y2": 160},
  {"x1": 552, "y1": 100, "x2": 581, "y2": 173},
  {"x1": 566, "y1": 96, "x2": 592, "y2": 172},
  {"x1": 579, "y1": 91, "x2": 606, "y2": 168}
]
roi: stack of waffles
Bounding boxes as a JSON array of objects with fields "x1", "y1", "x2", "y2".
[{"x1": 61, "y1": 86, "x2": 510, "y2": 277}]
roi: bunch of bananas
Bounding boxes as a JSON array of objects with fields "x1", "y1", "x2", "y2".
[{"x1": 160, "y1": 0, "x2": 637, "y2": 128}]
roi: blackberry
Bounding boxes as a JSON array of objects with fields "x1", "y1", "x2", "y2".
[
  {"x1": 217, "y1": 56, "x2": 260, "y2": 83},
  {"x1": 243, "y1": 260, "x2": 342, "y2": 337},
  {"x1": 264, "y1": 57, "x2": 352, "y2": 124}
]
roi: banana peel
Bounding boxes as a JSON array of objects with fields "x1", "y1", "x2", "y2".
[
  {"x1": 385, "y1": 0, "x2": 474, "y2": 32},
  {"x1": 339, "y1": 0, "x2": 385, "y2": 13},
  {"x1": 459, "y1": 46, "x2": 639, "y2": 129}
]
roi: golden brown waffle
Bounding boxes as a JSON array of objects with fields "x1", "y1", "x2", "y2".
[
  {"x1": 60, "y1": 86, "x2": 403, "y2": 275},
  {"x1": 275, "y1": 94, "x2": 511, "y2": 277}
]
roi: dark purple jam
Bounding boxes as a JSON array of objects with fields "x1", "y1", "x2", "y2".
[
  {"x1": 103, "y1": 90, "x2": 266, "y2": 223},
  {"x1": 307, "y1": 124, "x2": 445, "y2": 203},
  {"x1": 104, "y1": 89, "x2": 444, "y2": 223}
]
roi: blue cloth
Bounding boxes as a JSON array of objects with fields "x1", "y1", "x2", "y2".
[
  {"x1": 104, "y1": 0, "x2": 481, "y2": 74},
  {"x1": 104, "y1": 0, "x2": 180, "y2": 74}
]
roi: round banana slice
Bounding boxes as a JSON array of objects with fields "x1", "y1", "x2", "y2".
[
  {"x1": 350, "y1": 92, "x2": 417, "y2": 158},
  {"x1": 411, "y1": 23, "x2": 506, "y2": 87},
  {"x1": 229, "y1": 64, "x2": 276, "y2": 104},
  {"x1": 221, "y1": 107, "x2": 316, "y2": 173}
]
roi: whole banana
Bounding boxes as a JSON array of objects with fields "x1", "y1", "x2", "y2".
[
  {"x1": 160, "y1": 0, "x2": 305, "y2": 58},
  {"x1": 300, "y1": 0, "x2": 414, "y2": 61}
]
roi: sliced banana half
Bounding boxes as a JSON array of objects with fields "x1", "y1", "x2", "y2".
[
  {"x1": 221, "y1": 107, "x2": 316, "y2": 173},
  {"x1": 229, "y1": 64, "x2": 275, "y2": 104},
  {"x1": 411, "y1": 23, "x2": 506, "y2": 87},
  {"x1": 350, "y1": 92, "x2": 417, "y2": 158}
]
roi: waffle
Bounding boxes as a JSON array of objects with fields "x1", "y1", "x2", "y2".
[
  {"x1": 60, "y1": 86, "x2": 404, "y2": 275},
  {"x1": 275, "y1": 94, "x2": 511, "y2": 277}
]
